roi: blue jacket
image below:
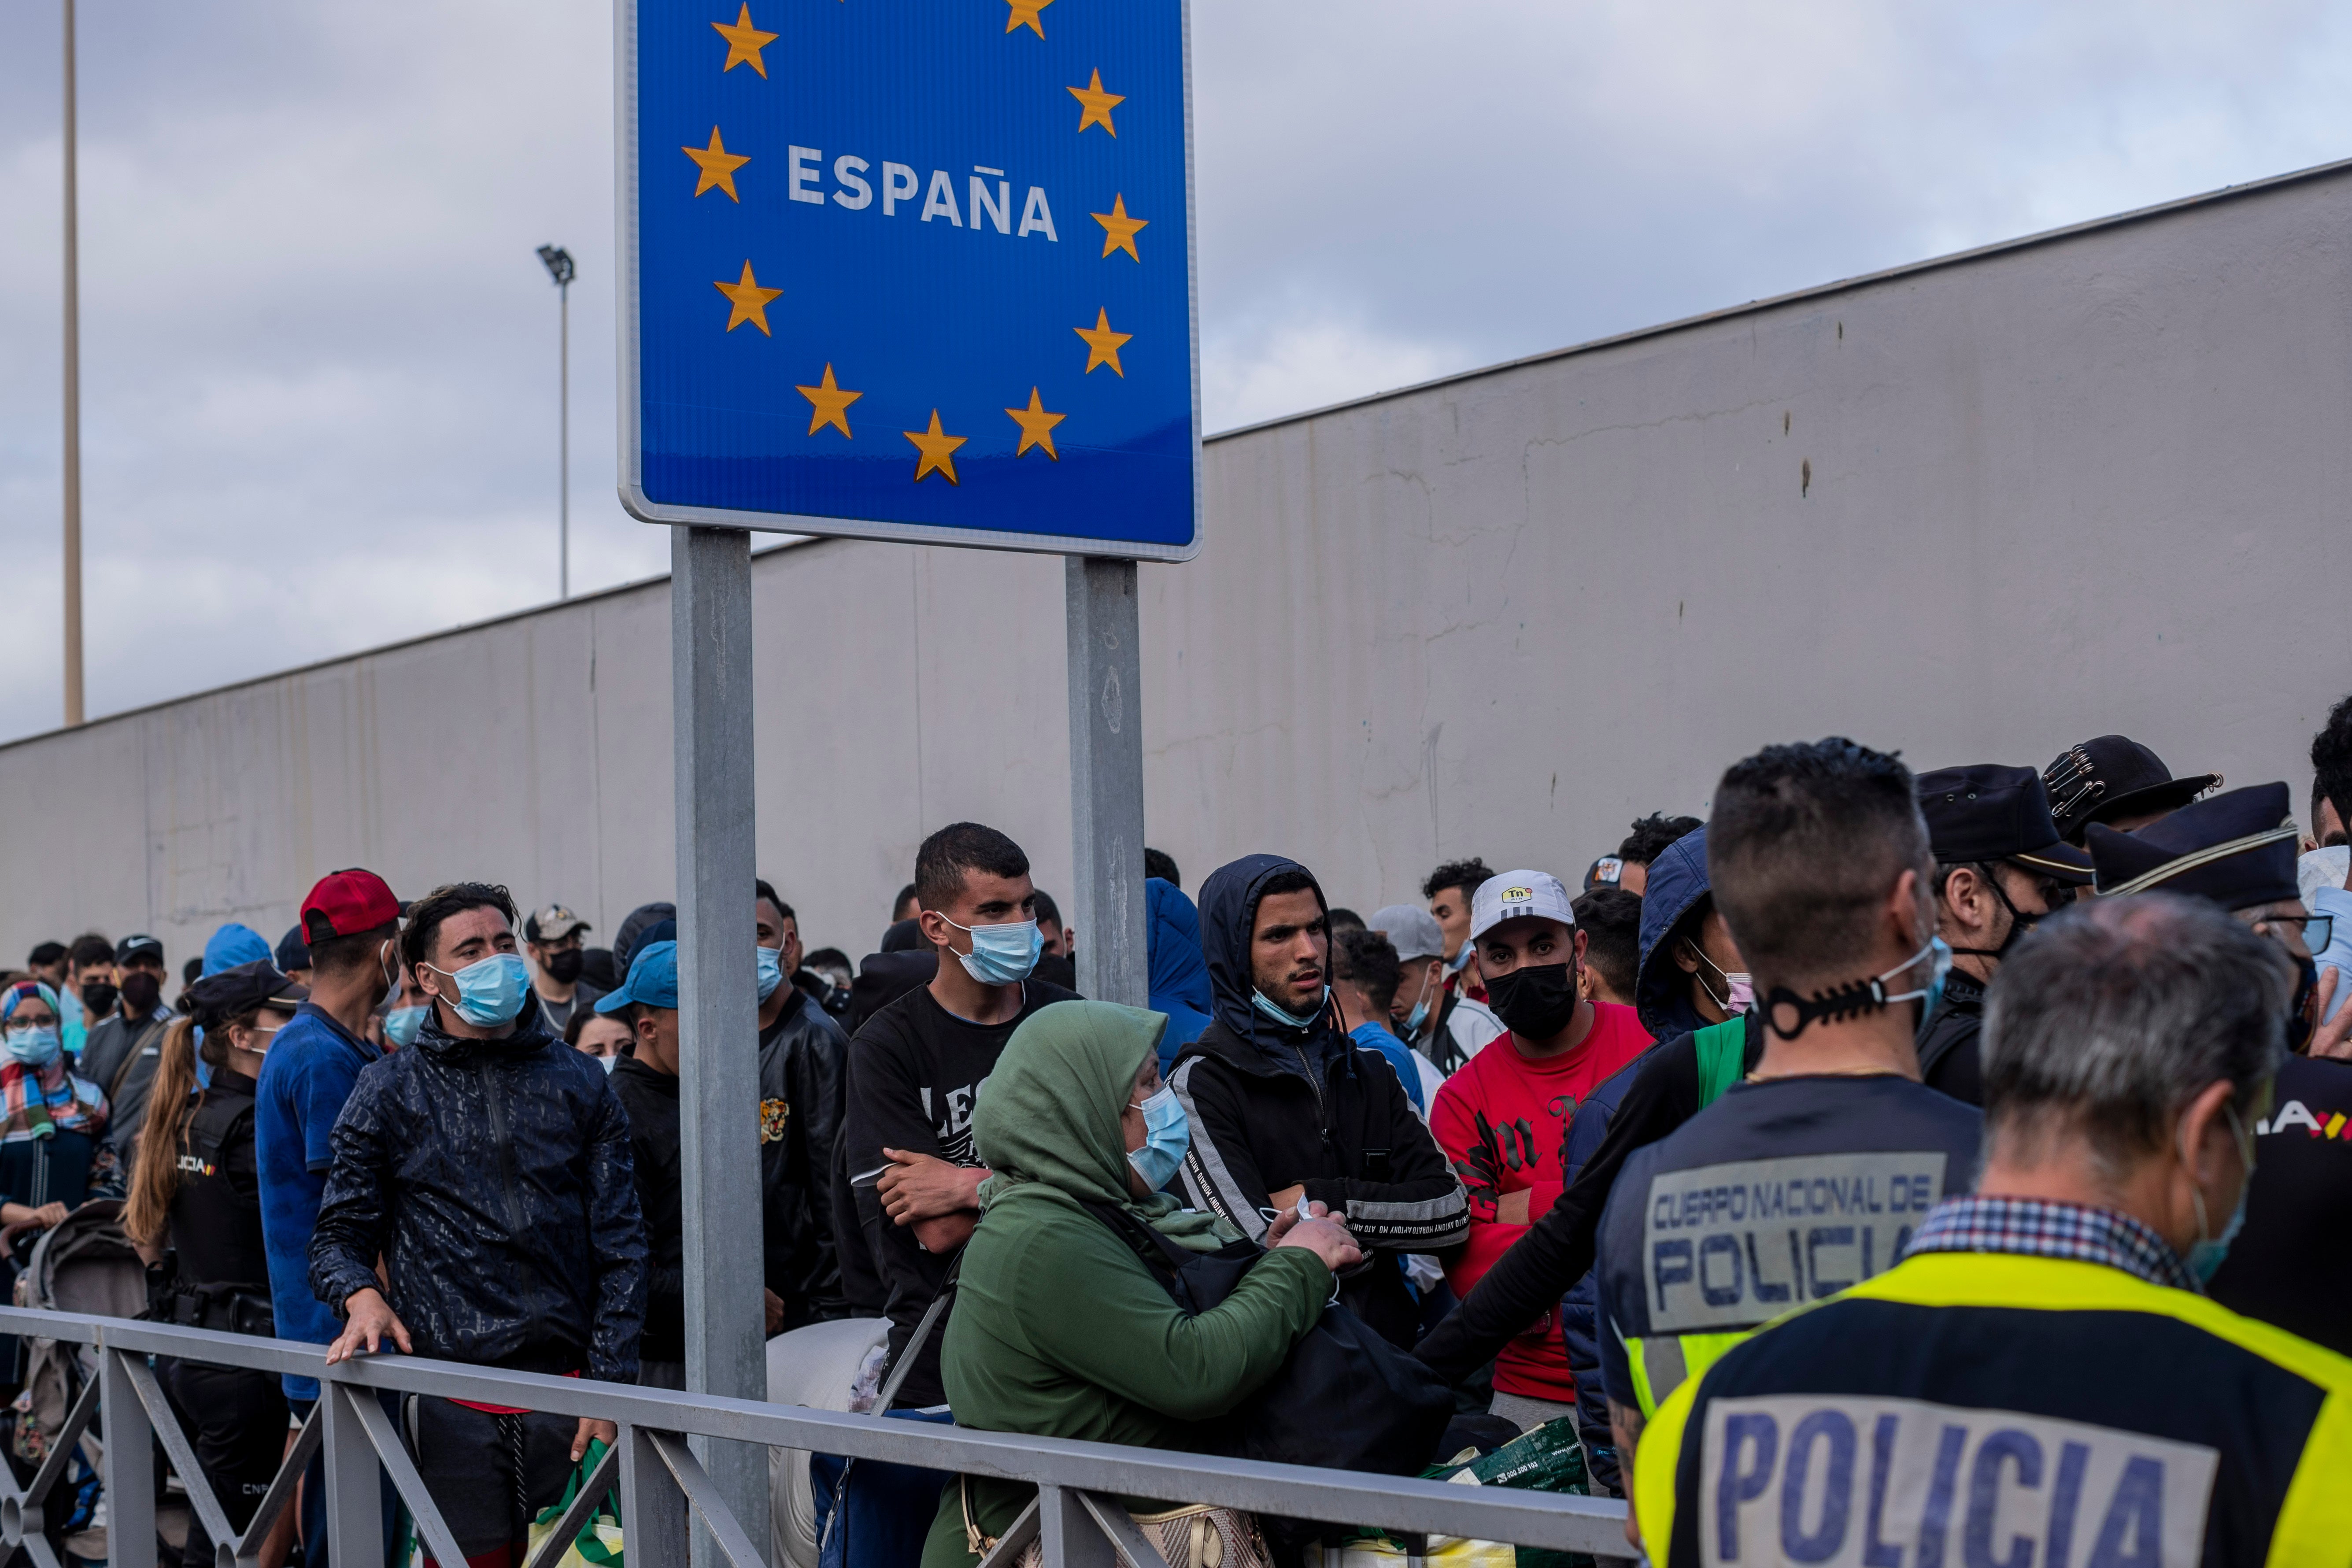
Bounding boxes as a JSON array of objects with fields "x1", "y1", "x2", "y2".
[
  {"x1": 1145, "y1": 877, "x2": 1214, "y2": 1071},
  {"x1": 1633, "y1": 827, "x2": 1713, "y2": 1043},
  {"x1": 308, "y1": 994, "x2": 648, "y2": 1381}
]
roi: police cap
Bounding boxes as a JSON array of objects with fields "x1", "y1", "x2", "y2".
[{"x1": 2086, "y1": 781, "x2": 2300, "y2": 909}]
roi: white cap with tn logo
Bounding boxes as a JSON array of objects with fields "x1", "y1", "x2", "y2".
[{"x1": 1469, "y1": 870, "x2": 1575, "y2": 941}]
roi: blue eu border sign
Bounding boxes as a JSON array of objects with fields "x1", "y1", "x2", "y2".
[{"x1": 618, "y1": 0, "x2": 1199, "y2": 562}]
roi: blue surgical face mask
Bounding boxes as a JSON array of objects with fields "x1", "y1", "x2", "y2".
[
  {"x1": 1127, "y1": 1084, "x2": 1190, "y2": 1191},
  {"x1": 2185, "y1": 1103, "x2": 2255, "y2": 1286},
  {"x1": 427, "y1": 952, "x2": 532, "y2": 1028},
  {"x1": 3, "y1": 1025, "x2": 61, "y2": 1069},
  {"x1": 1446, "y1": 945, "x2": 1472, "y2": 975},
  {"x1": 1252, "y1": 985, "x2": 1329, "y2": 1032},
  {"x1": 943, "y1": 916, "x2": 1042, "y2": 986},
  {"x1": 756, "y1": 944, "x2": 785, "y2": 1002},
  {"x1": 1879, "y1": 935, "x2": 1952, "y2": 1020},
  {"x1": 598, "y1": 1053, "x2": 618, "y2": 1075},
  {"x1": 385, "y1": 1005, "x2": 428, "y2": 1048}
]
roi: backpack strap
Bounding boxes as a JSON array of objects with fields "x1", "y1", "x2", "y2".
[
  {"x1": 1692, "y1": 1017, "x2": 1747, "y2": 1110},
  {"x1": 109, "y1": 1015, "x2": 170, "y2": 1104}
]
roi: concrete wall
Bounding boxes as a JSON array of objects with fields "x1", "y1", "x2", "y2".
[{"x1": 7, "y1": 160, "x2": 2350, "y2": 969}]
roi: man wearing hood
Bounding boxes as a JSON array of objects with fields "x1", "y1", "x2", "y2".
[
  {"x1": 1416, "y1": 824, "x2": 1770, "y2": 1394},
  {"x1": 1170, "y1": 854, "x2": 1468, "y2": 1350},
  {"x1": 311, "y1": 881, "x2": 644, "y2": 1568}
]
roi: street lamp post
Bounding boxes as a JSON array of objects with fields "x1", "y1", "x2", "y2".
[
  {"x1": 62, "y1": 0, "x2": 82, "y2": 727},
  {"x1": 537, "y1": 244, "x2": 577, "y2": 599}
]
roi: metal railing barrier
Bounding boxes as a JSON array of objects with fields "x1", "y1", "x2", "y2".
[{"x1": 0, "y1": 1308, "x2": 1636, "y2": 1568}]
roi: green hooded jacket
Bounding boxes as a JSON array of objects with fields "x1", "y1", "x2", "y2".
[{"x1": 921, "y1": 1001, "x2": 1332, "y2": 1568}]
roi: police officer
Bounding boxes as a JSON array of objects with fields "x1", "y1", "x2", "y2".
[
  {"x1": 1915, "y1": 764, "x2": 2093, "y2": 1103},
  {"x1": 2086, "y1": 781, "x2": 2352, "y2": 1354},
  {"x1": 1592, "y1": 740, "x2": 1981, "y2": 1502},
  {"x1": 123, "y1": 959, "x2": 302, "y2": 1568},
  {"x1": 2040, "y1": 731, "x2": 2219, "y2": 843},
  {"x1": 1633, "y1": 894, "x2": 2352, "y2": 1568}
]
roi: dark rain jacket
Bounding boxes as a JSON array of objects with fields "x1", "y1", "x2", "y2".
[
  {"x1": 760, "y1": 987, "x2": 853, "y2": 1324},
  {"x1": 308, "y1": 995, "x2": 647, "y2": 1382},
  {"x1": 1632, "y1": 827, "x2": 1715, "y2": 1042},
  {"x1": 1170, "y1": 854, "x2": 1469, "y2": 1350}
]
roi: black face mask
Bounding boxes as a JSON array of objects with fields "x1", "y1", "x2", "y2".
[
  {"x1": 80, "y1": 980, "x2": 118, "y2": 1017},
  {"x1": 544, "y1": 949, "x2": 586, "y2": 985},
  {"x1": 1945, "y1": 870, "x2": 2041, "y2": 961},
  {"x1": 118, "y1": 972, "x2": 162, "y2": 1017},
  {"x1": 1487, "y1": 962, "x2": 1580, "y2": 1042}
]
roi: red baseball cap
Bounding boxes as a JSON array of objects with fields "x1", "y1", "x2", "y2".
[{"x1": 301, "y1": 869, "x2": 402, "y2": 943}]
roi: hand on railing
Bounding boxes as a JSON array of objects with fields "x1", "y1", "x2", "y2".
[{"x1": 324, "y1": 1286, "x2": 413, "y2": 1363}]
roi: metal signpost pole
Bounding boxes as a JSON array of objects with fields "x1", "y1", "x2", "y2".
[
  {"x1": 61, "y1": 0, "x2": 82, "y2": 729},
  {"x1": 1065, "y1": 557, "x2": 1150, "y2": 1007},
  {"x1": 669, "y1": 521, "x2": 766, "y2": 1566},
  {"x1": 559, "y1": 275, "x2": 570, "y2": 599}
]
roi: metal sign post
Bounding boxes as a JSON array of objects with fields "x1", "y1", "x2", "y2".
[
  {"x1": 622, "y1": 2, "x2": 1195, "y2": 1548},
  {"x1": 668, "y1": 522, "x2": 766, "y2": 1555},
  {"x1": 1066, "y1": 558, "x2": 1149, "y2": 1006}
]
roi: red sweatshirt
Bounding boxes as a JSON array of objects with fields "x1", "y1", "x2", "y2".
[{"x1": 1430, "y1": 1000, "x2": 1651, "y2": 1400}]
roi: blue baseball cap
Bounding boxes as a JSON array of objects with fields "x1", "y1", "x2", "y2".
[{"x1": 596, "y1": 939, "x2": 679, "y2": 1013}]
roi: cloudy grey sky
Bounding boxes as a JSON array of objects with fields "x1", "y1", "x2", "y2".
[{"x1": 2, "y1": 1, "x2": 2348, "y2": 744}]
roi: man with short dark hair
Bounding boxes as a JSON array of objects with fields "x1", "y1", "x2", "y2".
[
  {"x1": 1424, "y1": 858, "x2": 1494, "y2": 973},
  {"x1": 1029, "y1": 889, "x2": 1080, "y2": 990},
  {"x1": 1571, "y1": 888, "x2": 1641, "y2": 1006},
  {"x1": 2312, "y1": 693, "x2": 2352, "y2": 848},
  {"x1": 61, "y1": 932, "x2": 115, "y2": 1058},
  {"x1": 1329, "y1": 924, "x2": 1439, "y2": 1113},
  {"x1": 255, "y1": 868, "x2": 402, "y2": 1568},
  {"x1": 77, "y1": 934, "x2": 174, "y2": 1158},
  {"x1": 891, "y1": 882, "x2": 921, "y2": 927},
  {"x1": 1144, "y1": 847, "x2": 1181, "y2": 889},
  {"x1": 753, "y1": 879, "x2": 850, "y2": 1328},
  {"x1": 843, "y1": 823, "x2": 1074, "y2": 1407},
  {"x1": 1632, "y1": 894, "x2": 2352, "y2": 1566},
  {"x1": 1596, "y1": 739, "x2": 1981, "y2": 1496},
  {"x1": 523, "y1": 903, "x2": 603, "y2": 1035},
  {"x1": 1610, "y1": 812, "x2": 1702, "y2": 897},
  {"x1": 313, "y1": 880, "x2": 643, "y2": 1568},
  {"x1": 1174, "y1": 854, "x2": 1468, "y2": 1349},
  {"x1": 1914, "y1": 764, "x2": 2093, "y2": 1104},
  {"x1": 1432, "y1": 872, "x2": 1650, "y2": 1431},
  {"x1": 1369, "y1": 903, "x2": 1500, "y2": 1075},
  {"x1": 25, "y1": 943, "x2": 67, "y2": 992}
]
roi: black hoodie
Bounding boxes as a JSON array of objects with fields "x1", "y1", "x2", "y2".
[
  {"x1": 1170, "y1": 854, "x2": 1468, "y2": 1350},
  {"x1": 309, "y1": 993, "x2": 647, "y2": 1382}
]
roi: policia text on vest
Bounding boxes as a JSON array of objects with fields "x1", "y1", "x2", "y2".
[{"x1": 1597, "y1": 1076, "x2": 1980, "y2": 1417}]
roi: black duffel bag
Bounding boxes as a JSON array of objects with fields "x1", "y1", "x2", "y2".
[{"x1": 1081, "y1": 1202, "x2": 1454, "y2": 1476}]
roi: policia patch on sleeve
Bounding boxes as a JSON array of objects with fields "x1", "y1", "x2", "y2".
[{"x1": 1698, "y1": 1393, "x2": 2216, "y2": 1568}]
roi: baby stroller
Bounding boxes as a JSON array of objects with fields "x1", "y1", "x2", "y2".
[{"x1": 7, "y1": 1199, "x2": 148, "y2": 1564}]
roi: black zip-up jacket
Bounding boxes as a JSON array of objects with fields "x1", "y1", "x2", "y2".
[
  {"x1": 308, "y1": 995, "x2": 647, "y2": 1382},
  {"x1": 758, "y1": 987, "x2": 852, "y2": 1325},
  {"x1": 609, "y1": 1056, "x2": 688, "y2": 1363},
  {"x1": 1172, "y1": 854, "x2": 1468, "y2": 1350}
]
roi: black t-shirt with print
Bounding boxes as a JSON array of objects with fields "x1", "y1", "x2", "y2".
[
  {"x1": 2208, "y1": 1054, "x2": 2352, "y2": 1358},
  {"x1": 842, "y1": 976, "x2": 1076, "y2": 1408}
]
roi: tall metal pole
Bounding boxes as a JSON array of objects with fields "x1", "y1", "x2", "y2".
[
  {"x1": 669, "y1": 522, "x2": 766, "y2": 1567},
  {"x1": 1065, "y1": 556, "x2": 1149, "y2": 1007},
  {"x1": 559, "y1": 277, "x2": 570, "y2": 599},
  {"x1": 61, "y1": 0, "x2": 83, "y2": 729}
]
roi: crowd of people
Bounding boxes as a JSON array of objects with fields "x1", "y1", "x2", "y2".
[{"x1": 4, "y1": 699, "x2": 2352, "y2": 1568}]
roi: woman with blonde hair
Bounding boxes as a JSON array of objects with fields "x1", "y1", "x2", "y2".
[{"x1": 126, "y1": 959, "x2": 305, "y2": 1568}]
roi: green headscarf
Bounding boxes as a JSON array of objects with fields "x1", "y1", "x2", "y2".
[{"x1": 973, "y1": 1000, "x2": 1239, "y2": 1252}]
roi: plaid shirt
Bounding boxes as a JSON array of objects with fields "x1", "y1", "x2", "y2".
[{"x1": 1903, "y1": 1194, "x2": 2200, "y2": 1293}]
